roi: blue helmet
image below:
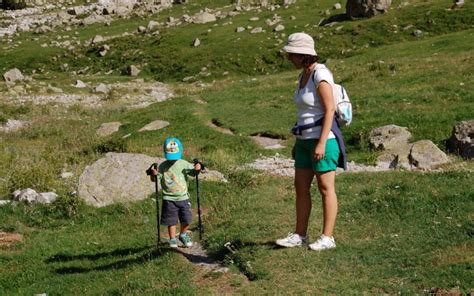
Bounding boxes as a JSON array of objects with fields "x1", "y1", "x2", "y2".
[{"x1": 163, "y1": 137, "x2": 183, "y2": 160}]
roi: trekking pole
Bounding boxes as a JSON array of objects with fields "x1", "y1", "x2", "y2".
[
  {"x1": 154, "y1": 169, "x2": 160, "y2": 247},
  {"x1": 146, "y1": 163, "x2": 160, "y2": 247},
  {"x1": 193, "y1": 159, "x2": 204, "y2": 240}
]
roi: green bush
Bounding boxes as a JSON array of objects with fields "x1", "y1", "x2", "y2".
[{"x1": 2, "y1": 0, "x2": 27, "y2": 10}]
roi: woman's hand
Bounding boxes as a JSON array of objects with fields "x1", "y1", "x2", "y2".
[{"x1": 313, "y1": 141, "x2": 326, "y2": 161}]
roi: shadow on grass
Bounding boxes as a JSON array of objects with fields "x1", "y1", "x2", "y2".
[
  {"x1": 319, "y1": 13, "x2": 351, "y2": 26},
  {"x1": 46, "y1": 245, "x2": 172, "y2": 274},
  {"x1": 45, "y1": 245, "x2": 152, "y2": 263}
]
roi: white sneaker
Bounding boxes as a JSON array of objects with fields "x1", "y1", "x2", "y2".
[
  {"x1": 308, "y1": 235, "x2": 336, "y2": 251},
  {"x1": 275, "y1": 233, "x2": 308, "y2": 248}
]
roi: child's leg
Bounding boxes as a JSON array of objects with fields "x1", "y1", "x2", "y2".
[
  {"x1": 180, "y1": 224, "x2": 189, "y2": 234},
  {"x1": 168, "y1": 225, "x2": 177, "y2": 238}
]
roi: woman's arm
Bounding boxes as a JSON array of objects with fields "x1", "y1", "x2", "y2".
[{"x1": 314, "y1": 81, "x2": 335, "y2": 160}]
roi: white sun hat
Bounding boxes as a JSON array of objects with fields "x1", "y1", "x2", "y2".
[{"x1": 282, "y1": 32, "x2": 317, "y2": 56}]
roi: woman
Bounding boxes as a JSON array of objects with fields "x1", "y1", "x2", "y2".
[{"x1": 276, "y1": 32, "x2": 347, "y2": 251}]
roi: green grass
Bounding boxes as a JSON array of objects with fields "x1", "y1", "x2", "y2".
[{"x1": 1, "y1": 0, "x2": 473, "y2": 293}]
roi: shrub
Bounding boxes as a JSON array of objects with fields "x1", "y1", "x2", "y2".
[{"x1": 2, "y1": 0, "x2": 27, "y2": 10}]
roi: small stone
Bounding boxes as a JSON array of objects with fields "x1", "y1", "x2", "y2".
[
  {"x1": 94, "y1": 83, "x2": 109, "y2": 94},
  {"x1": 250, "y1": 27, "x2": 263, "y2": 34},
  {"x1": 91, "y1": 35, "x2": 104, "y2": 44},
  {"x1": 274, "y1": 24, "x2": 285, "y2": 32}
]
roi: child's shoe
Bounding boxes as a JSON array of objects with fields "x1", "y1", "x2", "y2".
[
  {"x1": 275, "y1": 232, "x2": 308, "y2": 248},
  {"x1": 308, "y1": 235, "x2": 336, "y2": 251},
  {"x1": 178, "y1": 232, "x2": 193, "y2": 248},
  {"x1": 169, "y1": 237, "x2": 178, "y2": 248}
]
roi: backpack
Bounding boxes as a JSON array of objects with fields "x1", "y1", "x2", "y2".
[
  {"x1": 332, "y1": 83, "x2": 352, "y2": 127},
  {"x1": 312, "y1": 67, "x2": 353, "y2": 127}
]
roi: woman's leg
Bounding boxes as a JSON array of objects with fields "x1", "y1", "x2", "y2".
[
  {"x1": 315, "y1": 171, "x2": 337, "y2": 236},
  {"x1": 295, "y1": 168, "x2": 315, "y2": 236}
]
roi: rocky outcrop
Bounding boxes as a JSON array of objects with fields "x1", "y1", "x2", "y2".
[
  {"x1": 346, "y1": 0, "x2": 392, "y2": 18},
  {"x1": 446, "y1": 120, "x2": 474, "y2": 159},
  {"x1": 369, "y1": 125, "x2": 451, "y2": 170}
]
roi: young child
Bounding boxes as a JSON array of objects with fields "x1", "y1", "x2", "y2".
[{"x1": 150, "y1": 137, "x2": 201, "y2": 248}]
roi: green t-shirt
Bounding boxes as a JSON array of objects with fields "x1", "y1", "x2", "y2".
[{"x1": 158, "y1": 159, "x2": 196, "y2": 201}]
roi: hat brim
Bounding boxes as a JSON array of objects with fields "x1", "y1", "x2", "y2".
[
  {"x1": 165, "y1": 153, "x2": 182, "y2": 160},
  {"x1": 283, "y1": 45, "x2": 317, "y2": 56}
]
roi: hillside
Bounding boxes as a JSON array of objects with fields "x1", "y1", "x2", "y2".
[{"x1": 0, "y1": 0, "x2": 473, "y2": 294}]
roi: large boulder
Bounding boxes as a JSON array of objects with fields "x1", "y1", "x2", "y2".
[
  {"x1": 369, "y1": 124, "x2": 411, "y2": 150},
  {"x1": 78, "y1": 153, "x2": 162, "y2": 207},
  {"x1": 409, "y1": 140, "x2": 450, "y2": 170},
  {"x1": 346, "y1": 0, "x2": 392, "y2": 18},
  {"x1": 446, "y1": 120, "x2": 474, "y2": 159}
]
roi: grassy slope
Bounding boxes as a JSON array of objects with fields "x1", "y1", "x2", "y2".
[{"x1": 0, "y1": 0, "x2": 473, "y2": 294}]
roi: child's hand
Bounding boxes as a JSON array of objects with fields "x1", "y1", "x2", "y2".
[
  {"x1": 150, "y1": 168, "x2": 158, "y2": 182},
  {"x1": 194, "y1": 163, "x2": 201, "y2": 172}
]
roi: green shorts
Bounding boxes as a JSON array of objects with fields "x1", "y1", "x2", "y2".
[{"x1": 294, "y1": 138, "x2": 340, "y2": 172}]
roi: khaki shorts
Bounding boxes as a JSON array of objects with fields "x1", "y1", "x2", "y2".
[{"x1": 294, "y1": 138, "x2": 340, "y2": 172}]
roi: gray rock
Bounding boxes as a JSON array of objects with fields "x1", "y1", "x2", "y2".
[
  {"x1": 0, "y1": 119, "x2": 26, "y2": 133},
  {"x1": 193, "y1": 38, "x2": 201, "y2": 47},
  {"x1": 137, "y1": 26, "x2": 147, "y2": 33},
  {"x1": 91, "y1": 35, "x2": 104, "y2": 44},
  {"x1": 412, "y1": 29, "x2": 423, "y2": 37},
  {"x1": 447, "y1": 119, "x2": 474, "y2": 159},
  {"x1": 12, "y1": 188, "x2": 57, "y2": 204},
  {"x1": 78, "y1": 153, "x2": 162, "y2": 207},
  {"x1": 334, "y1": 3, "x2": 342, "y2": 9},
  {"x1": 250, "y1": 27, "x2": 263, "y2": 34},
  {"x1": 61, "y1": 172, "x2": 74, "y2": 179},
  {"x1": 125, "y1": 65, "x2": 140, "y2": 77},
  {"x1": 236, "y1": 26, "x2": 245, "y2": 33},
  {"x1": 94, "y1": 83, "x2": 109, "y2": 94},
  {"x1": 139, "y1": 120, "x2": 170, "y2": 132},
  {"x1": 3, "y1": 68, "x2": 25, "y2": 84},
  {"x1": 199, "y1": 169, "x2": 228, "y2": 183},
  {"x1": 274, "y1": 24, "x2": 285, "y2": 32},
  {"x1": 369, "y1": 125, "x2": 411, "y2": 150},
  {"x1": 376, "y1": 144, "x2": 411, "y2": 170},
  {"x1": 346, "y1": 0, "x2": 392, "y2": 18},
  {"x1": 193, "y1": 12, "x2": 216, "y2": 24},
  {"x1": 97, "y1": 122, "x2": 122, "y2": 137},
  {"x1": 37, "y1": 192, "x2": 58, "y2": 204},
  {"x1": 75, "y1": 80, "x2": 87, "y2": 88},
  {"x1": 409, "y1": 140, "x2": 450, "y2": 170},
  {"x1": 147, "y1": 20, "x2": 160, "y2": 32}
]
